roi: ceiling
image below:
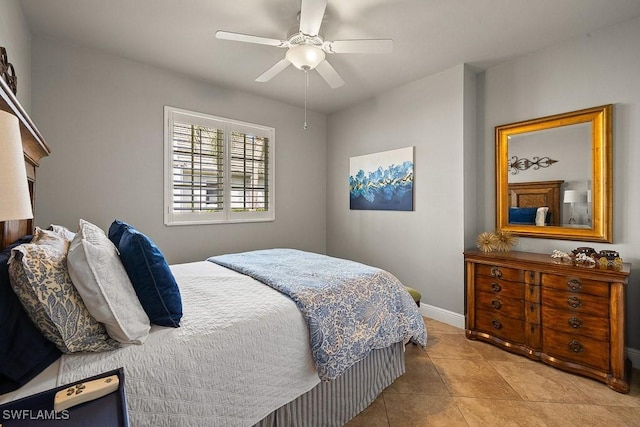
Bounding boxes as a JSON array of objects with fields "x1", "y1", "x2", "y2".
[{"x1": 19, "y1": 0, "x2": 640, "y2": 114}]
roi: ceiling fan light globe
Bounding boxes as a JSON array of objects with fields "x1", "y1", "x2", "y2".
[{"x1": 286, "y1": 44, "x2": 325, "y2": 70}]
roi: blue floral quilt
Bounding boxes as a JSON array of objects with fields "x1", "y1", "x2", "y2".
[{"x1": 208, "y1": 249, "x2": 427, "y2": 380}]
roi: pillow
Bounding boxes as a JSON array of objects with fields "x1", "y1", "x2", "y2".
[
  {"x1": 47, "y1": 224, "x2": 76, "y2": 242},
  {"x1": 31, "y1": 226, "x2": 69, "y2": 252},
  {"x1": 0, "y1": 237, "x2": 61, "y2": 394},
  {"x1": 8, "y1": 243, "x2": 118, "y2": 354},
  {"x1": 109, "y1": 220, "x2": 182, "y2": 327},
  {"x1": 508, "y1": 207, "x2": 538, "y2": 224},
  {"x1": 67, "y1": 219, "x2": 150, "y2": 344},
  {"x1": 535, "y1": 207, "x2": 549, "y2": 226},
  {"x1": 107, "y1": 219, "x2": 128, "y2": 247}
]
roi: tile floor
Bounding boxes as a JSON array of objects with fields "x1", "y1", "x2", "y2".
[{"x1": 346, "y1": 317, "x2": 640, "y2": 426}]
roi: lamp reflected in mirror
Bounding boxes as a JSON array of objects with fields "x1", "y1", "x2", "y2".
[{"x1": 563, "y1": 189, "x2": 585, "y2": 226}]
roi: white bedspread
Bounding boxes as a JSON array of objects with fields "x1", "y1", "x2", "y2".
[{"x1": 57, "y1": 261, "x2": 321, "y2": 426}]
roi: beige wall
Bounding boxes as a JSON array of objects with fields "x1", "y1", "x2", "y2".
[
  {"x1": 479, "y1": 15, "x2": 640, "y2": 349},
  {"x1": 31, "y1": 36, "x2": 327, "y2": 264},
  {"x1": 0, "y1": 0, "x2": 31, "y2": 112},
  {"x1": 326, "y1": 64, "x2": 474, "y2": 325}
]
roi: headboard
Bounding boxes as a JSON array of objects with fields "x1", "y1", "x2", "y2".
[
  {"x1": 508, "y1": 180, "x2": 564, "y2": 226},
  {"x1": 0, "y1": 78, "x2": 50, "y2": 250}
]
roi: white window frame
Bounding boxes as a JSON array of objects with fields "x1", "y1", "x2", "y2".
[{"x1": 164, "y1": 106, "x2": 275, "y2": 225}]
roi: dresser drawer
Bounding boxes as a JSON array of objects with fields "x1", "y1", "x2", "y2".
[
  {"x1": 541, "y1": 274, "x2": 609, "y2": 297},
  {"x1": 476, "y1": 309, "x2": 525, "y2": 344},
  {"x1": 476, "y1": 276, "x2": 524, "y2": 300},
  {"x1": 525, "y1": 301, "x2": 540, "y2": 324},
  {"x1": 541, "y1": 305, "x2": 609, "y2": 341},
  {"x1": 525, "y1": 284, "x2": 540, "y2": 303},
  {"x1": 542, "y1": 328, "x2": 609, "y2": 371},
  {"x1": 541, "y1": 288, "x2": 609, "y2": 317},
  {"x1": 475, "y1": 291, "x2": 524, "y2": 320},
  {"x1": 476, "y1": 264, "x2": 524, "y2": 282},
  {"x1": 527, "y1": 323, "x2": 542, "y2": 349}
]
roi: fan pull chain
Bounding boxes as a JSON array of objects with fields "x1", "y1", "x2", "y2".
[{"x1": 303, "y1": 69, "x2": 308, "y2": 130}]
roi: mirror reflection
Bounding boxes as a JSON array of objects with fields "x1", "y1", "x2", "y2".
[{"x1": 508, "y1": 123, "x2": 592, "y2": 228}]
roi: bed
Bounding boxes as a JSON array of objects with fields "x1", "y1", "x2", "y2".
[
  {"x1": 508, "y1": 180, "x2": 564, "y2": 225},
  {"x1": 0, "y1": 81, "x2": 427, "y2": 426},
  {"x1": 1, "y1": 248, "x2": 422, "y2": 426}
]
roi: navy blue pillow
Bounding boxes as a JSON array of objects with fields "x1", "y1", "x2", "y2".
[
  {"x1": 508, "y1": 207, "x2": 538, "y2": 224},
  {"x1": 108, "y1": 219, "x2": 129, "y2": 248},
  {"x1": 0, "y1": 236, "x2": 61, "y2": 394},
  {"x1": 108, "y1": 221, "x2": 182, "y2": 327}
]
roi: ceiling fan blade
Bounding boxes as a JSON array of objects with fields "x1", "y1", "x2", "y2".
[
  {"x1": 255, "y1": 58, "x2": 292, "y2": 82},
  {"x1": 215, "y1": 30, "x2": 288, "y2": 48},
  {"x1": 324, "y1": 39, "x2": 393, "y2": 54},
  {"x1": 315, "y1": 60, "x2": 345, "y2": 89},
  {"x1": 299, "y1": 0, "x2": 328, "y2": 36}
]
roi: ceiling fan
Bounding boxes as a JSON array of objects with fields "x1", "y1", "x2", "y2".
[{"x1": 215, "y1": 0, "x2": 393, "y2": 89}]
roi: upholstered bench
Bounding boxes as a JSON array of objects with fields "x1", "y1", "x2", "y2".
[{"x1": 404, "y1": 286, "x2": 421, "y2": 307}]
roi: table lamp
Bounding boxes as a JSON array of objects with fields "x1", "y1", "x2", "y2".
[
  {"x1": 563, "y1": 190, "x2": 583, "y2": 225},
  {"x1": 0, "y1": 109, "x2": 33, "y2": 221}
]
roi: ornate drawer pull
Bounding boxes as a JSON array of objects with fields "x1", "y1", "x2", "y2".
[
  {"x1": 491, "y1": 300, "x2": 502, "y2": 310},
  {"x1": 569, "y1": 340, "x2": 584, "y2": 353},
  {"x1": 491, "y1": 267, "x2": 502, "y2": 278},
  {"x1": 567, "y1": 296, "x2": 582, "y2": 308},
  {"x1": 568, "y1": 317, "x2": 583, "y2": 329},
  {"x1": 491, "y1": 320, "x2": 502, "y2": 330},
  {"x1": 567, "y1": 279, "x2": 582, "y2": 291},
  {"x1": 491, "y1": 282, "x2": 502, "y2": 293}
]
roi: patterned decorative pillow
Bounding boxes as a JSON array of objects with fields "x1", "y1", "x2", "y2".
[
  {"x1": 47, "y1": 224, "x2": 76, "y2": 242},
  {"x1": 31, "y1": 226, "x2": 69, "y2": 252},
  {"x1": 8, "y1": 244, "x2": 118, "y2": 353}
]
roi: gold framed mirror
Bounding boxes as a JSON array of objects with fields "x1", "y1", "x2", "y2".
[{"x1": 496, "y1": 104, "x2": 612, "y2": 242}]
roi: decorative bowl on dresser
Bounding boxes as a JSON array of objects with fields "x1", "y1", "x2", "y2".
[{"x1": 464, "y1": 250, "x2": 631, "y2": 393}]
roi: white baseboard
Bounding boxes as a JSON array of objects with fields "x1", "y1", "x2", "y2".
[
  {"x1": 627, "y1": 347, "x2": 640, "y2": 369},
  {"x1": 419, "y1": 303, "x2": 465, "y2": 329},
  {"x1": 419, "y1": 303, "x2": 640, "y2": 370}
]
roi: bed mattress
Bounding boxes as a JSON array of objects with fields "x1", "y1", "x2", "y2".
[{"x1": 57, "y1": 261, "x2": 321, "y2": 426}]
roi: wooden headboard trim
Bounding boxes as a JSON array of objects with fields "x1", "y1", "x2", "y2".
[
  {"x1": 508, "y1": 180, "x2": 564, "y2": 226},
  {"x1": 0, "y1": 78, "x2": 50, "y2": 249}
]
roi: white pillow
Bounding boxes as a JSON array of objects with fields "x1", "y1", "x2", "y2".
[{"x1": 68, "y1": 219, "x2": 150, "y2": 344}]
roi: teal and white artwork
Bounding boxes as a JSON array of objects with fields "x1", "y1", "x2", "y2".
[{"x1": 349, "y1": 147, "x2": 414, "y2": 211}]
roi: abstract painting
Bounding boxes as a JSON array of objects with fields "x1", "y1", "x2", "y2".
[{"x1": 349, "y1": 147, "x2": 414, "y2": 211}]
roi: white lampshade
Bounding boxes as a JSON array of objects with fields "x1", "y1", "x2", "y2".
[
  {"x1": 286, "y1": 44, "x2": 325, "y2": 70},
  {"x1": 563, "y1": 190, "x2": 585, "y2": 204},
  {"x1": 0, "y1": 110, "x2": 33, "y2": 221}
]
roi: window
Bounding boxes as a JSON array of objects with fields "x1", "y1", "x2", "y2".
[{"x1": 164, "y1": 106, "x2": 274, "y2": 225}]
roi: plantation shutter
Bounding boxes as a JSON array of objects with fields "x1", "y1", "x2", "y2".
[
  {"x1": 164, "y1": 106, "x2": 274, "y2": 225},
  {"x1": 230, "y1": 131, "x2": 269, "y2": 212},
  {"x1": 171, "y1": 121, "x2": 224, "y2": 213}
]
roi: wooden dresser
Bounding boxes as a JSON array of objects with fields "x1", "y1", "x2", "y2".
[{"x1": 464, "y1": 250, "x2": 631, "y2": 393}]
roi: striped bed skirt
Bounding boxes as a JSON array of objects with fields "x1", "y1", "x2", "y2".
[{"x1": 255, "y1": 341, "x2": 405, "y2": 427}]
